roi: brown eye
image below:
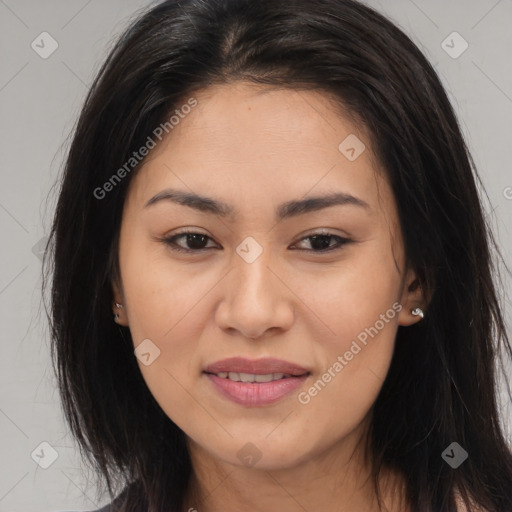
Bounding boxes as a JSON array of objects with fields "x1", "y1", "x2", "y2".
[
  {"x1": 291, "y1": 233, "x2": 352, "y2": 253},
  {"x1": 163, "y1": 231, "x2": 217, "y2": 252},
  {"x1": 162, "y1": 230, "x2": 352, "y2": 254}
]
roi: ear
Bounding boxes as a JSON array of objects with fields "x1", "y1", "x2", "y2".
[
  {"x1": 397, "y1": 267, "x2": 428, "y2": 326},
  {"x1": 111, "y1": 275, "x2": 129, "y2": 327}
]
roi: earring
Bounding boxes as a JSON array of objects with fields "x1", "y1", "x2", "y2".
[
  {"x1": 411, "y1": 307, "x2": 424, "y2": 319},
  {"x1": 114, "y1": 303, "x2": 123, "y2": 322}
]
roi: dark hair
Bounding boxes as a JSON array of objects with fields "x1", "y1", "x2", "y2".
[{"x1": 43, "y1": 0, "x2": 512, "y2": 510}]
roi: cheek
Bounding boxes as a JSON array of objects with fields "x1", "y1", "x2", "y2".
[
  {"x1": 297, "y1": 240, "x2": 402, "y2": 349},
  {"x1": 295, "y1": 244, "x2": 401, "y2": 416},
  {"x1": 118, "y1": 241, "x2": 217, "y2": 425},
  {"x1": 295, "y1": 296, "x2": 399, "y2": 442},
  {"x1": 120, "y1": 235, "x2": 205, "y2": 339}
]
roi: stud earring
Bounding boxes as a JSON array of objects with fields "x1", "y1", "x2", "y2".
[
  {"x1": 411, "y1": 307, "x2": 424, "y2": 319},
  {"x1": 114, "y1": 303, "x2": 123, "y2": 322}
]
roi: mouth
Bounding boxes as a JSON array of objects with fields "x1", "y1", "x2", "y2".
[
  {"x1": 206, "y1": 371, "x2": 304, "y2": 383},
  {"x1": 203, "y1": 357, "x2": 310, "y2": 406},
  {"x1": 203, "y1": 356, "x2": 310, "y2": 377}
]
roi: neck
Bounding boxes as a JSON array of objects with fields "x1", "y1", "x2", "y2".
[{"x1": 181, "y1": 418, "x2": 409, "y2": 512}]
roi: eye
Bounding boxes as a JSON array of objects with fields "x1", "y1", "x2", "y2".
[
  {"x1": 290, "y1": 231, "x2": 352, "y2": 253},
  {"x1": 162, "y1": 230, "x2": 217, "y2": 253},
  {"x1": 161, "y1": 229, "x2": 352, "y2": 254}
]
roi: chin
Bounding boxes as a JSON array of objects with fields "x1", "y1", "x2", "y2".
[{"x1": 206, "y1": 435, "x2": 315, "y2": 472}]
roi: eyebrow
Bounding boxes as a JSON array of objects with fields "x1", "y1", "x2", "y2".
[{"x1": 144, "y1": 188, "x2": 370, "y2": 220}]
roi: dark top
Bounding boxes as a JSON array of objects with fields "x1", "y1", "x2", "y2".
[
  {"x1": 59, "y1": 482, "x2": 143, "y2": 511},
  {"x1": 59, "y1": 505, "x2": 111, "y2": 512},
  {"x1": 92, "y1": 483, "x2": 132, "y2": 511},
  {"x1": 57, "y1": 507, "x2": 110, "y2": 512},
  {"x1": 58, "y1": 487, "x2": 125, "y2": 511}
]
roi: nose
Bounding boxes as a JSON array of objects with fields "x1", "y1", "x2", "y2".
[{"x1": 215, "y1": 249, "x2": 295, "y2": 340}]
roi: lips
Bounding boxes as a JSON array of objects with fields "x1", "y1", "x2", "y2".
[
  {"x1": 203, "y1": 357, "x2": 309, "y2": 377},
  {"x1": 203, "y1": 357, "x2": 310, "y2": 406}
]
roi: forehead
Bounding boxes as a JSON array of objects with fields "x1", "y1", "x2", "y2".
[
  {"x1": 125, "y1": 82, "x2": 391, "y2": 220},
  {"x1": 170, "y1": 82, "x2": 371, "y2": 157}
]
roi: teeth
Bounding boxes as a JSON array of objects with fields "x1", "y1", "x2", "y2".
[
  {"x1": 254, "y1": 374, "x2": 275, "y2": 383},
  {"x1": 217, "y1": 372, "x2": 289, "y2": 382}
]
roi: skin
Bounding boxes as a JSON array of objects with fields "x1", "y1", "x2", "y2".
[{"x1": 112, "y1": 81, "x2": 426, "y2": 512}]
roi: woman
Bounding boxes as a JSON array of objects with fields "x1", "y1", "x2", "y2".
[{"x1": 44, "y1": 0, "x2": 512, "y2": 510}]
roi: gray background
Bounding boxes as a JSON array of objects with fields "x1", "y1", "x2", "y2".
[{"x1": 0, "y1": 0, "x2": 511, "y2": 510}]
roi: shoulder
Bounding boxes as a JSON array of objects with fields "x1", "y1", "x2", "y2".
[
  {"x1": 455, "y1": 490, "x2": 489, "y2": 512},
  {"x1": 90, "y1": 483, "x2": 133, "y2": 512},
  {"x1": 93, "y1": 506, "x2": 112, "y2": 512},
  {"x1": 60, "y1": 482, "x2": 141, "y2": 512},
  {"x1": 53, "y1": 499, "x2": 113, "y2": 512},
  {"x1": 54, "y1": 508, "x2": 110, "y2": 512},
  {"x1": 55, "y1": 483, "x2": 134, "y2": 512}
]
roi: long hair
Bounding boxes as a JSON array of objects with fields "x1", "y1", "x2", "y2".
[{"x1": 43, "y1": 0, "x2": 512, "y2": 510}]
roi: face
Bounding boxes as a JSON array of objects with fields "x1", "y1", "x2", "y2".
[{"x1": 113, "y1": 82, "x2": 423, "y2": 471}]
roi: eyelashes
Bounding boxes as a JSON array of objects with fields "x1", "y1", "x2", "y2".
[{"x1": 161, "y1": 229, "x2": 353, "y2": 255}]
